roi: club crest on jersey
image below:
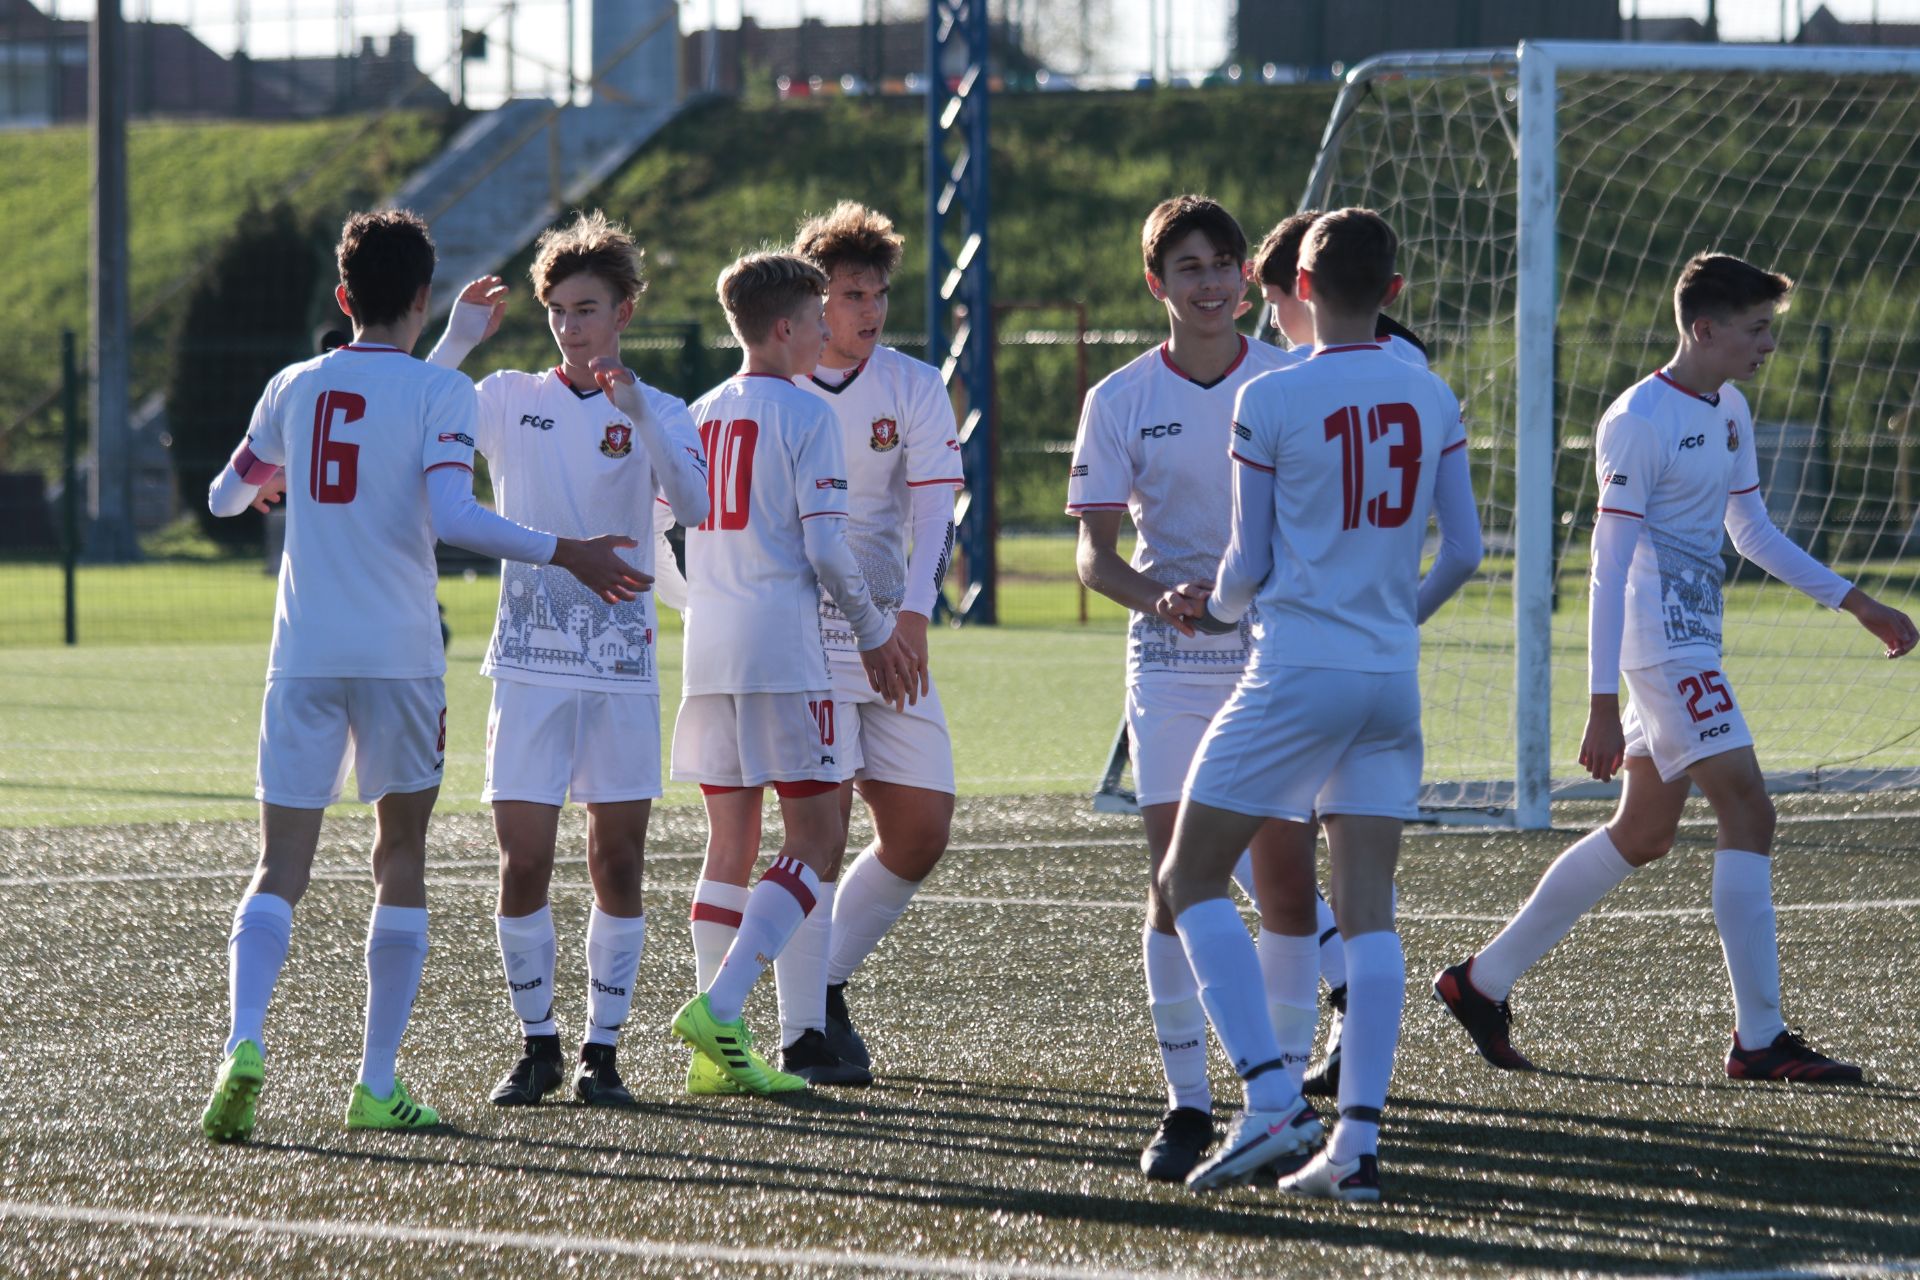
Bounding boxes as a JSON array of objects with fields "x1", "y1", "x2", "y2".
[
  {"x1": 1726, "y1": 418, "x2": 1739, "y2": 452},
  {"x1": 869, "y1": 417, "x2": 899, "y2": 452},
  {"x1": 600, "y1": 423, "x2": 633, "y2": 458}
]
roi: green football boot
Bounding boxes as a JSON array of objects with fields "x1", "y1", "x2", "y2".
[{"x1": 200, "y1": 1039, "x2": 265, "y2": 1142}]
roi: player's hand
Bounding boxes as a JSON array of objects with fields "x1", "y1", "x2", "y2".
[
  {"x1": 456, "y1": 276, "x2": 508, "y2": 342},
  {"x1": 248, "y1": 468, "x2": 286, "y2": 514},
  {"x1": 893, "y1": 609, "x2": 933, "y2": 698},
  {"x1": 1841, "y1": 587, "x2": 1919, "y2": 658},
  {"x1": 1578, "y1": 694, "x2": 1626, "y2": 783},
  {"x1": 551, "y1": 534, "x2": 649, "y2": 604},
  {"x1": 587, "y1": 356, "x2": 645, "y2": 416},
  {"x1": 860, "y1": 630, "x2": 919, "y2": 711},
  {"x1": 1153, "y1": 581, "x2": 1210, "y2": 637}
]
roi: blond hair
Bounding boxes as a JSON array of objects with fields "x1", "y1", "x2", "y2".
[
  {"x1": 716, "y1": 251, "x2": 828, "y2": 344},
  {"x1": 792, "y1": 201, "x2": 905, "y2": 279},
  {"x1": 530, "y1": 209, "x2": 645, "y2": 305}
]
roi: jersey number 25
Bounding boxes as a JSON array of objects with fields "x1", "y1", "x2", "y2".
[{"x1": 698, "y1": 419, "x2": 758, "y2": 532}]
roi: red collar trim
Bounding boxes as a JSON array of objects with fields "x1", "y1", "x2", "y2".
[
  {"x1": 734, "y1": 371, "x2": 795, "y2": 381},
  {"x1": 1313, "y1": 341, "x2": 1387, "y2": 356},
  {"x1": 340, "y1": 343, "x2": 405, "y2": 353},
  {"x1": 1655, "y1": 369, "x2": 1720, "y2": 403},
  {"x1": 552, "y1": 366, "x2": 603, "y2": 399},
  {"x1": 1158, "y1": 336, "x2": 1248, "y2": 389}
]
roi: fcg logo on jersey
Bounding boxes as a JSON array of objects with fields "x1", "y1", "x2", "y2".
[
  {"x1": 869, "y1": 416, "x2": 899, "y2": 452},
  {"x1": 1726, "y1": 418, "x2": 1739, "y2": 452},
  {"x1": 600, "y1": 423, "x2": 632, "y2": 458}
]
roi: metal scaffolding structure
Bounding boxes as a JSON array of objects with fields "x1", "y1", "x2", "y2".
[{"x1": 925, "y1": 0, "x2": 994, "y2": 623}]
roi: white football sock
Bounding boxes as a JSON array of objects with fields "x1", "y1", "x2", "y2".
[
  {"x1": 1173, "y1": 898, "x2": 1293, "y2": 1113},
  {"x1": 1713, "y1": 849, "x2": 1785, "y2": 1049},
  {"x1": 1328, "y1": 929, "x2": 1404, "y2": 1165},
  {"x1": 1315, "y1": 891, "x2": 1347, "y2": 991},
  {"x1": 1142, "y1": 923, "x2": 1211, "y2": 1113},
  {"x1": 359, "y1": 904, "x2": 429, "y2": 1099},
  {"x1": 1472, "y1": 828, "x2": 1634, "y2": 1001},
  {"x1": 225, "y1": 892, "x2": 293, "y2": 1056},
  {"x1": 495, "y1": 904, "x2": 558, "y2": 1038},
  {"x1": 1258, "y1": 928, "x2": 1319, "y2": 1092},
  {"x1": 827, "y1": 849, "x2": 919, "y2": 984},
  {"x1": 1229, "y1": 849, "x2": 1258, "y2": 906},
  {"x1": 583, "y1": 906, "x2": 645, "y2": 1048},
  {"x1": 706, "y1": 857, "x2": 819, "y2": 1023},
  {"x1": 690, "y1": 879, "x2": 749, "y2": 993},
  {"x1": 776, "y1": 879, "x2": 837, "y2": 1046}
]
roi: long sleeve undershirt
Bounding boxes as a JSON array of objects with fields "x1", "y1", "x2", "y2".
[
  {"x1": 1415, "y1": 447, "x2": 1484, "y2": 624},
  {"x1": 902, "y1": 482, "x2": 956, "y2": 618},
  {"x1": 804, "y1": 515, "x2": 892, "y2": 651},
  {"x1": 209, "y1": 456, "x2": 557, "y2": 564}
]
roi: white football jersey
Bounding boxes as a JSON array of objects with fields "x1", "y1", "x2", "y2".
[
  {"x1": 1066, "y1": 336, "x2": 1300, "y2": 683},
  {"x1": 682, "y1": 374, "x2": 850, "y2": 694},
  {"x1": 1592, "y1": 370, "x2": 1761, "y2": 669},
  {"x1": 242, "y1": 343, "x2": 477, "y2": 678},
  {"x1": 798, "y1": 345, "x2": 964, "y2": 651},
  {"x1": 1231, "y1": 342, "x2": 1468, "y2": 673},
  {"x1": 471, "y1": 367, "x2": 705, "y2": 692}
]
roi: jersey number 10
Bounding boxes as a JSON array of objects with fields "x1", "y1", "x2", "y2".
[
  {"x1": 1324, "y1": 402, "x2": 1422, "y2": 531},
  {"x1": 698, "y1": 419, "x2": 758, "y2": 532}
]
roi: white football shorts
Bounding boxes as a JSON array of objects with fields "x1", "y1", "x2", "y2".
[
  {"x1": 828, "y1": 650, "x2": 956, "y2": 795},
  {"x1": 1621, "y1": 659, "x2": 1755, "y2": 783},
  {"x1": 670, "y1": 691, "x2": 845, "y2": 788},
  {"x1": 256, "y1": 675, "x2": 445, "y2": 809},
  {"x1": 483, "y1": 680, "x2": 662, "y2": 806},
  {"x1": 1125, "y1": 677, "x2": 1235, "y2": 807},
  {"x1": 1183, "y1": 666, "x2": 1423, "y2": 823}
]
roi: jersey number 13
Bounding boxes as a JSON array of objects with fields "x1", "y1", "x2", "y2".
[{"x1": 1324, "y1": 402, "x2": 1422, "y2": 531}]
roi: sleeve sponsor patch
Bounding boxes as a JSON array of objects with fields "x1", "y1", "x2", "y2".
[
  {"x1": 1069, "y1": 463, "x2": 1088, "y2": 477},
  {"x1": 438, "y1": 432, "x2": 475, "y2": 446},
  {"x1": 815, "y1": 477, "x2": 849, "y2": 490}
]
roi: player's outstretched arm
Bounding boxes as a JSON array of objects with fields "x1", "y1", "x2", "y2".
[
  {"x1": 425, "y1": 278, "x2": 508, "y2": 370},
  {"x1": 1075, "y1": 510, "x2": 1186, "y2": 630},
  {"x1": 1722, "y1": 488, "x2": 1916, "y2": 657},
  {"x1": 425, "y1": 465, "x2": 647, "y2": 603},
  {"x1": 588, "y1": 356, "x2": 712, "y2": 528},
  {"x1": 1415, "y1": 442, "x2": 1483, "y2": 623}
]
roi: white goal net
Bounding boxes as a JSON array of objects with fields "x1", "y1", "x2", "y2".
[{"x1": 1298, "y1": 42, "x2": 1920, "y2": 826}]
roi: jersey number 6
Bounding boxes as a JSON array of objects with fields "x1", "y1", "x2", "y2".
[
  {"x1": 1324, "y1": 402, "x2": 1422, "y2": 531},
  {"x1": 309, "y1": 390, "x2": 365, "y2": 505}
]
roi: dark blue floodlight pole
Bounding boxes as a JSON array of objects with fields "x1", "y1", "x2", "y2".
[{"x1": 925, "y1": 0, "x2": 995, "y2": 623}]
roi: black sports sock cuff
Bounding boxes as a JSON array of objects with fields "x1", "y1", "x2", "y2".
[
  {"x1": 1241, "y1": 1057, "x2": 1286, "y2": 1083},
  {"x1": 1339, "y1": 1105, "x2": 1382, "y2": 1124}
]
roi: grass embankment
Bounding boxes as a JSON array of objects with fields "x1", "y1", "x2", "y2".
[{"x1": 0, "y1": 113, "x2": 448, "y2": 473}]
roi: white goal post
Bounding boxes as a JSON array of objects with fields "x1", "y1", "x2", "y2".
[{"x1": 1293, "y1": 41, "x2": 1920, "y2": 829}]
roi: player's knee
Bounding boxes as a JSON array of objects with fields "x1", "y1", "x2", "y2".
[{"x1": 1609, "y1": 824, "x2": 1673, "y2": 865}]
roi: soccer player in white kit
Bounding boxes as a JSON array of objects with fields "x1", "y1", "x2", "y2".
[
  {"x1": 1159, "y1": 209, "x2": 1483, "y2": 1199},
  {"x1": 746, "y1": 201, "x2": 963, "y2": 1084},
  {"x1": 1434, "y1": 253, "x2": 1917, "y2": 1083},
  {"x1": 199, "y1": 210, "x2": 646, "y2": 1141},
  {"x1": 1246, "y1": 209, "x2": 1433, "y2": 1099},
  {"x1": 424, "y1": 211, "x2": 711, "y2": 1110},
  {"x1": 1067, "y1": 195, "x2": 1314, "y2": 1182},
  {"x1": 668, "y1": 251, "x2": 918, "y2": 1096}
]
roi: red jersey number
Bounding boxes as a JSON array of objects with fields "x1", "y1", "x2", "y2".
[
  {"x1": 698, "y1": 418, "x2": 758, "y2": 532},
  {"x1": 1323, "y1": 401, "x2": 1423, "y2": 531},
  {"x1": 309, "y1": 390, "x2": 364, "y2": 505}
]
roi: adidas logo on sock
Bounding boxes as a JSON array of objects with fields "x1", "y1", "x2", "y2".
[{"x1": 589, "y1": 977, "x2": 628, "y2": 997}]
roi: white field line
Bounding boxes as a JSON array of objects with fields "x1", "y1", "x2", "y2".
[{"x1": 0, "y1": 1200, "x2": 1213, "y2": 1280}]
